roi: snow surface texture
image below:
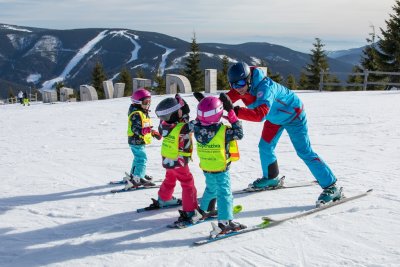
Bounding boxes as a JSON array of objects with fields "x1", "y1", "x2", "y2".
[{"x1": 0, "y1": 91, "x2": 399, "y2": 267}]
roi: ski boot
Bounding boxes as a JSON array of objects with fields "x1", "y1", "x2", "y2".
[
  {"x1": 210, "y1": 220, "x2": 247, "y2": 238},
  {"x1": 316, "y1": 183, "x2": 344, "y2": 207},
  {"x1": 158, "y1": 196, "x2": 181, "y2": 208},
  {"x1": 124, "y1": 175, "x2": 155, "y2": 189},
  {"x1": 192, "y1": 198, "x2": 218, "y2": 223},
  {"x1": 145, "y1": 197, "x2": 182, "y2": 211},
  {"x1": 171, "y1": 210, "x2": 197, "y2": 228},
  {"x1": 144, "y1": 174, "x2": 153, "y2": 181},
  {"x1": 247, "y1": 176, "x2": 283, "y2": 191},
  {"x1": 189, "y1": 207, "x2": 218, "y2": 225},
  {"x1": 124, "y1": 175, "x2": 140, "y2": 189},
  {"x1": 124, "y1": 171, "x2": 154, "y2": 183}
]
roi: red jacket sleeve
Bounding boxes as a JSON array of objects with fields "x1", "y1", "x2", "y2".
[
  {"x1": 236, "y1": 104, "x2": 269, "y2": 122},
  {"x1": 227, "y1": 90, "x2": 257, "y2": 106},
  {"x1": 226, "y1": 89, "x2": 241, "y2": 104}
]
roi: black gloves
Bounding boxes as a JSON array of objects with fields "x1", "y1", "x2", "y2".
[
  {"x1": 193, "y1": 92, "x2": 205, "y2": 102},
  {"x1": 233, "y1": 106, "x2": 241, "y2": 116},
  {"x1": 219, "y1": 93, "x2": 233, "y2": 112}
]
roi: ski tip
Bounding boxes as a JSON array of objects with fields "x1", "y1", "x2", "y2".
[
  {"x1": 366, "y1": 189, "x2": 373, "y2": 193},
  {"x1": 261, "y1": 216, "x2": 274, "y2": 222},
  {"x1": 233, "y1": 205, "x2": 243, "y2": 214}
]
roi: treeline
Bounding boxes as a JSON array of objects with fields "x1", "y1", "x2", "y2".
[{"x1": 60, "y1": 1, "x2": 400, "y2": 97}]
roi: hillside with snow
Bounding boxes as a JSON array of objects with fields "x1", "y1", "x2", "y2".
[
  {"x1": 0, "y1": 23, "x2": 356, "y2": 98},
  {"x1": 1, "y1": 91, "x2": 399, "y2": 266}
]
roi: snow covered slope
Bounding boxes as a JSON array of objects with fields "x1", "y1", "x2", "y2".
[{"x1": 0, "y1": 91, "x2": 399, "y2": 266}]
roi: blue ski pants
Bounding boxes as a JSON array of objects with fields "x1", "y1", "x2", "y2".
[
  {"x1": 130, "y1": 144, "x2": 147, "y2": 179},
  {"x1": 200, "y1": 171, "x2": 233, "y2": 221},
  {"x1": 259, "y1": 113, "x2": 336, "y2": 188}
]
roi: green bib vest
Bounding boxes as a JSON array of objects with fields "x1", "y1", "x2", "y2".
[
  {"x1": 197, "y1": 125, "x2": 239, "y2": 172},
  {"x1": 161, "y1": 123, "x2": 192, "y2": 159},
  {"x1": 127, "y1": 110, "x2": 152, "y2": 144}
]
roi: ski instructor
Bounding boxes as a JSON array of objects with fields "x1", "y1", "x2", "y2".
[{"x1": 225, "y1": 62, "x2": 342, "y2": 206}]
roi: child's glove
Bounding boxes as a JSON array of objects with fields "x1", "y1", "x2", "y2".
[
  {"x1": 193, "y1": 92, "x2": 205, "y2": 102},
  {"x1": 233, "y1": 106, "x2": 241, "y2": 116},
  {"x1": 224, "y1": 109, "x2": 238, "y2": 124},
  {"x1": 219, "y1": 93, "x2": 233, "y2": 112},
  {"x1": 175, "y1": 93, "x2": 185, "y2": 106},
  {"x1": 175, "y1": 94, "x2": 190, "y2": 115},
  {"x1": 142, "y1": 127, "x2": 151, "y2": 135},
  {"x1": 151, "y1": 130, "x2": 162, "y2": 140}
]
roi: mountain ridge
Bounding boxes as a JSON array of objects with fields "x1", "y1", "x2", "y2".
[{"x1": 0, "y1": 23, "x2": 361, "y2": 98}]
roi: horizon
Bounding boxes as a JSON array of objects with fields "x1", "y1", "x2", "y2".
[{"x1": 0, "y1": 0, "x2": 395, "y2": 53}]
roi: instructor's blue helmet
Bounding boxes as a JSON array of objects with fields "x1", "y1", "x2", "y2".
[{"x1": 228, "y1": 62, "x2": 251, "y2": 86}]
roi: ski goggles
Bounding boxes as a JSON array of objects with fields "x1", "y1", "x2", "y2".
[
  {"x1": 140, "y1": 98, "x2": 151, "y2": 108},
  {"x1": 230, "y1": 79, "x2": 247, "y2": 89},
  {"x1": 155, "y1": 102, "x2": 182, "y2": 121}
]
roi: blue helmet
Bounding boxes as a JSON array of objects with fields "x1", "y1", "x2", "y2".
[{"x1": 227, "y1": 62, "x2": 251, "y2": 84}]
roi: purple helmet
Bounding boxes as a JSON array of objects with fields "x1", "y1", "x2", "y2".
[
  {"x1": 131, "y1": 88, "x2": 151, "y2": 104},
  {"x1": 197, "y1": 96, "x2": 224, "y2": 125}
]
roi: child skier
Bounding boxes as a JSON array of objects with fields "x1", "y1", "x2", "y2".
[
  {"x1": 125, "y1": 88, "x2": 162, "y2": 189},
  {"x1": 193, "y1": 93, "x2": 247, "y2": 237},
  {"x1": 147, "y1": 94, "x2": 198, "y2": 223}
]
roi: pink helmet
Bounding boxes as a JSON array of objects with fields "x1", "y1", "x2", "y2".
[
  {"x1": 197, "y1": 96, "x2": 224, "y2": 125},
  {"x1": 131, "y1": 88, "x2": 151, "y2": 104}
]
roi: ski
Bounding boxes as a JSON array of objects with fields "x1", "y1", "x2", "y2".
[
  {"x1": 167, "y1": 205, "x2": 243, "y2": 229},
  {"x1": 232, "y1": 177, "x2": 318, "y2": 195},
  {"x1": 110, "y1": 185, "x2": 160, "y2": 194},
  {"x1": 194, "y1": 189, "x2": 372, "y2": 246},
  {"x1": 109, "y1": 179, "x2": 163, "y2": 185},
  {"x1": 109, "y1": 172, "x2": 163, "y2": 185},
  {"x1": 136, "y1": 198, "x2": 183, "y2": 213}
]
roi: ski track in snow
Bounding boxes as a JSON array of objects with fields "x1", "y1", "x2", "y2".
[
  {"x1": 0, "y1": 91, "x2": 400, "y2": 266},
  {"x1": 110, "y1": 30, "x2": 141, "y2": 63},
  {"x1": 41, "y1": 30, "x2": 108, "y2": 90},
  {"x1": 151, "y1": 42, "x2": 175, "y2": 76}
]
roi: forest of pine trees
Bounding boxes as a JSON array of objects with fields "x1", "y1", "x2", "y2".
[{"x1": 85, "y1": 1, "x2": 400, "y2": 95}]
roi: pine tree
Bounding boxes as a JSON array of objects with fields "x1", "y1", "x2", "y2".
[
  {"x1": 119, "y1": 67, "x2": 133, "y2": 96},
  {"x1": 325, "y1": 75, "x2": 343, "y2": 91},
  {"x1": 376, "y1": 0, "x2": 400, "y2": 83},
  {"x1": 298, "y1": 72, "x2": 309, "y2": 90},
  {"x1": 286, "y1": 74, "x2": 297, "y2": 90},
  {"x1": 347, "y1": 66, "x2": 364, "y2": 91},
  {"x1": 217, "y1": 55, "x2": 230, "y2": 90},
  {"x1": 360, "y1": 26, "x2": 385, "y2": 90},
  {"x1": 305, "y1": 38, "x2": 330, "y2": 90},
  {"x1": 153, "y1": 70, "x2": 166, "y2": 95},
  {"x1": 184, "y1": 33, "x2": 203, "y2": 92},
  {"x1": 135, "y1": 67, "x2": 145, "y2": 79},
  {"x1": 91, "y1": 61, "x2": 107, "y2": 99},
  {"x1": 55, "y1": 81, "x2": 64, "y2": 100},
  {"x1": 8, "y1": 87, "x2": 15, "y2": 98}
]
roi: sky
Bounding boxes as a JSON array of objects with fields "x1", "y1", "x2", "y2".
[
  {"x1": 0, "y1": 0, "x2": 396, "y2": 52},
  {"x1": 1, "y1": 91, "x2": 400, "y2": 266}
]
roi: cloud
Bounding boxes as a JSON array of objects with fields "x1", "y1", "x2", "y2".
[{"x1": 0, "y1": 0, "x2": 395, "y2": 51}]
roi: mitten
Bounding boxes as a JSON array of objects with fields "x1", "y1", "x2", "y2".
[
  {"x1": 233, "y1": 106, "x2": 241, "y2": 116},
  {"x1": 176, "y1": 94, "x2": 190, "y2": 114},
  {"x1": 219, "y1": 93, "x2": 233, "y2": 112},
  {"x1": 151, "y1": 130, "x2": 162, "y2": 140},
  {"x1": 226, "y1": 109, "x2": 238, "y2": 124},
  {"x1": 193, "y1": 92, "x2": 205, "y2": 102}
]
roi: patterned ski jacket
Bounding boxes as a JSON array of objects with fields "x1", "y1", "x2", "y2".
[
  {"x1": 127, "y1": 104, "x2": 152, "y2": 145},
  {"x1": 158, "y1": 114, "x2": 193, "y2": 169},
  {"x1": 191, "y1": 120, "x2": 244, "y2": 172}
]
